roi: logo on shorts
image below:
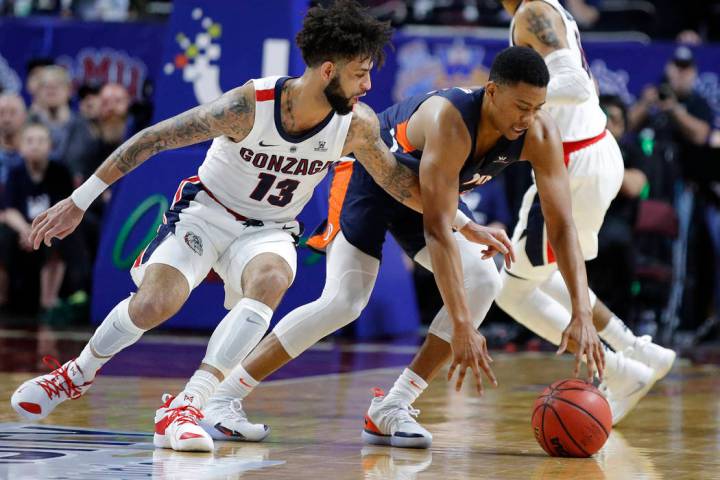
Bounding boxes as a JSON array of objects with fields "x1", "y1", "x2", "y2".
[
  {"x1": 495, "y1": 155, "x2": 509, "y2": 164},
  {"x1": 184, "y1": 232, "x2": 203, "y2": 256}
]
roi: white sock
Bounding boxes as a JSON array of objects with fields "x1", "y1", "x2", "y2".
[
  {"x1": 384, "y1": 368, "x2": 428, "y2": 406},
  {"x1": 212, "y1": 364, "x2": 258, "y2": 402},
  {"x1": 599, "y1": 316, "x2": 637, "y2": 352},
  {"x1": 173, "y1": 370, "x2": 220, "y2": 409},
  {"x1": 76, "y1": 297, "x2": 145, "y2": 380}
]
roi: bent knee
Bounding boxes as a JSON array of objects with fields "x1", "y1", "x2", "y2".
[{"x1": 129, "y1": 290, "x2": 184, "y2": 328}]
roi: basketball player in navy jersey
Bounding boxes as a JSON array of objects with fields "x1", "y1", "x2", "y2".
[
  {"x1": 202, "y1": 46, "x2": 606, "y2": 449},
  {"x1": 10, "y1": 1, "x2": 514, "y2": 453},
  {"x1": 495, "y1": 0, "x2": 676, "y2": 426}
]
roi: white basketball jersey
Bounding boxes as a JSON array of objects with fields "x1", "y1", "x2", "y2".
[
  {"x1": 198, "y1": 76, "x2": 352, "y2": 222},
  {"x1": 510, "y1": 0, "x2": 606, "y2": 141}
]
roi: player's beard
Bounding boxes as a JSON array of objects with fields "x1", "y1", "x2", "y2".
[{"x1": 324, "y1": 76, "x2": 354, "y2": 115}]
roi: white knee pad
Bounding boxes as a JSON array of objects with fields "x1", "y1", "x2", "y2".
[
  {"x1": 201, "y1": 297, "x2": 273, "y2": 377},
  {"x1": 275, "y1": 268, "x2": 375, "y2": 357},
  {"x1": 274, "y1": 231, "x2": 379, "y2": 358},
  {"x1": 413, "y1": 234, "x2": 502, "y2": 343}
]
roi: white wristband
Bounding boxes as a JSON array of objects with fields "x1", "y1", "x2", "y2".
[
  {"x1": 452, "y1": 210, "x2": 471, "y2": 230},
  {"x1": 70, "y1": 175, "x2": 108, "y2": 211}
]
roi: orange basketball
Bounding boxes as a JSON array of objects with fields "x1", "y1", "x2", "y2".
[{"x1": 531, "y1": 379, "x2": 612, "y2": 457}]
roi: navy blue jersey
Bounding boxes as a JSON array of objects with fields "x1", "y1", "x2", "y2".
[
  {"x1": 308, "y1": 87, "x2": 528, "y2": 260},
  {"x1": 378, "y1": 87, "x2": 526, "y2": 191}
]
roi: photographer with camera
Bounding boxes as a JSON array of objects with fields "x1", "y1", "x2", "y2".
[{"x1": 628, "y1": 46, "x2": 712, "y2": 184}]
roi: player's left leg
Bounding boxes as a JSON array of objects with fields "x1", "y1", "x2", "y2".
[
  {"x1": 362, "y1": 234, "x2": 502, "y2": 449},
  {"x1": 162, "y1": 227, "x2": 297, "y2": 449}
]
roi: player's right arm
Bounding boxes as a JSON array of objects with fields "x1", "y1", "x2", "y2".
[
  {"x1": 513, "y1": 1, "x2": 594, "y2": 106},
  {"x1": 415, "y1": 98, "x2": 505, "y2": 394},
  {"x1": 29, "y1": 84, "x2": 256, "y2": 249}
]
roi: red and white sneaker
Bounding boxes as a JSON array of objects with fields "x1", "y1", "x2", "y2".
[
  {"x1": 11, "y1": 356, "x2": 93, "y2": 421},
  {"x1": 154, "y1": 394, "x2": 214, "y2": 452}
]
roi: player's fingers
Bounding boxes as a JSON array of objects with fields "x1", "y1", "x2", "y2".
[
  {"x1": 447, "y1": 361, "x2": 458, "y2": 382},
  {"x1": 556, "y1": 331, "x2": 569, "y2": 355},
  {"x1": 33, "y1": 220, "x2": 54, "y2": 250},
  {"x1": 490, "y1": 236, "x2": 509, "y2": 255},
  {"x1": 506, "y1": 240, "x2": 516, "y2": 263},
  {"x1": 471, "y1": 362, "x2": 484, "y2": 395},
  {"x1": 585, "y1": 344, "x2": 596, "y2": 382},
  {"x1": 504, "y1": 252, "x2": 512, "y2": 269},
  {"x1": 595, "y1": 343, "x2": 605, "y2": 380},
  {"x1": 31, "y1": 210, "x2": 47, "y2": 229},
  {"x1": 30, "y1": 216, "x2": 50, "y2": 249},
  {"x1": 479, "y1": 354, "x2": 498, "y2": 387},
  {"x1": 55, "y1": 226, "x2": 74, "y2": 240},
  {"x1": 455, "y1": 364, "x2": 467, "y2": 392}
]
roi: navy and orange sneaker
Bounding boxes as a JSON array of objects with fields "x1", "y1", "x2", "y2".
[
  {"x1": 154, "y1": 394, "x2": 213, "y2": 452},
  {"x1": 11, "y1": 356, "x2": 93, "y2": 421},
  {"x1": 361, "y1": 388, "x2": 432, "y2": 449}
]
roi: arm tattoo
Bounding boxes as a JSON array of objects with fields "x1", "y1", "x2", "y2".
[
  {"x1": 107, "y1": 88, "x2": 254, "y2": 175},
  {"x1": 526, "y1": 9, "x2": 560, "y2": 48},
  {"x1": 348, "y1": 108, "x2": 422, "y2": 211}
]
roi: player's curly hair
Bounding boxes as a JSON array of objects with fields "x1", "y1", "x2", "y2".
[
  {"x1": 489, "y1": 46, "x2": 549, "y2": 88},
  {"x1": 296, "y1": 0, "x2": 393, "y2": 68}
]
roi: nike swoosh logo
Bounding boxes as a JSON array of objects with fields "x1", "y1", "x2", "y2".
[
  {"x1": 282, "y1": 225, "x2": 295, "y2": 230},
  {"x1": 259, "y1": 140, "x2": 278, "y2": 147}
]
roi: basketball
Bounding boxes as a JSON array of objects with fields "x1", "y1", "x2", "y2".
[{"x1": 531, "y1": 379, "x2": 612, "y2": 457}]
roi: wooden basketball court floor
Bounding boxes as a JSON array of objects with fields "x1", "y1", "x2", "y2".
[{"x1": 0, "y1": 330, "x2": 719, "y2": 479}]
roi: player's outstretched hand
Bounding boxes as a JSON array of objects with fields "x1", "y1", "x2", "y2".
[
  {"x1": 29, "y1": 198, "x2": 84, "y2": 249},
  {"x1": 459, "y1": 222, "x2": 515, "y2": 268},
  {"x1": 557, "y1": 314, "x2": 605, "y2": 382},
  {"x1": 447, "y1": 323, "x2": 498, "y2": 395}
]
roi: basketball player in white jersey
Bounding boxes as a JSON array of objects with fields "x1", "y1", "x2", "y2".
[
  {"x1": 8, "y1": 1, "x2": 467, "y2": 453},
  {"x1": 495, "y1": 0, "x2": 676, "y2": 425}
]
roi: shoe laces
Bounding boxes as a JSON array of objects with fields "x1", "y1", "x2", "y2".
[
  {"x1": 229, "y1": 399, "x2": 249, "y2": 421},
  {"x1": 35, "y1": 356, "x2": 88, "y2": 401},
  {"x1": 387, "y1": 402, "x2": 421, "y2": 429},
  {"x1": 166, "y1": 404, "x2": 204, "y2": 427}
]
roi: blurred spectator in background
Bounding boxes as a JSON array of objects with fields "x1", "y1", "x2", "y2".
[
  {"x1": 77, "y1": 82, "x2": 102, "y2": 124},
  {"x1": 3, "y1": 124, "x2": 83, "y2": 314},
  {"x1": 24, "y1": 58, "x2": 55, "y2": 113},
  {"x1": 0, "y1": 93, "x2": 27, "y2": 190},
  {"x1": 0, "y1": 93, "x2": 27, "y2": 309},
  {"x1": 586, "y1": 95, "x2": 647, "y2": 321},
  {"x1": 28, "y1": 66, "x2": 98, "y2": 183},
  {"x1": 97, "y1": 82, "x2": 131, "y2": 152}
]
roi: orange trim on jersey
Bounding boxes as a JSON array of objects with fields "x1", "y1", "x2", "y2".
[
  {"x1": 307, "y1": 161, "x2": 354, "y2": 252},
  {"x1": 546, "y1": 241, "x2": 556, "y2": 265},
  {"x1": 255, "y1": 88, "x2": 275, "y2": 102},
  {"x1": 395, "y1": 120, "x2": 416, "y2": 153},
  {"x1": 561, "y1": 130, "x2": 607, "y2": 167}
]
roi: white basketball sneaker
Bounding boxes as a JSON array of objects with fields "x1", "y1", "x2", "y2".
[
  {"x1": 154, "y1": 394, "x2": 214, "y2": 452},
  {"x1": 623, "y1": 335, "x2": 676, "y2": 382},
  {"x1": 11, "y1": 356, "x2": 93, "y2": 421},
  {"x1": 200, "y1": 396, "x2": 270, "y2": 442},
  {"x1": 362, "y1": 388, "x2": 432, "y2": 449},
  {"x1": 599, "y1": 352, "x2": 656, "y2": 426}
]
